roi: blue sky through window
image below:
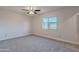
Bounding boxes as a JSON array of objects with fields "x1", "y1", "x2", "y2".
[
  {"x1": 42, "y1": 18, "x2": 48, "y2": 23},
  {"x1": 49, "y1": 16, "x2": 57, "y2": 22}
]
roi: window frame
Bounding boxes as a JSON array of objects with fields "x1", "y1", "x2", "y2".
[{"x1": 41, "y1": 16, "x2": 57, "y2": 30}]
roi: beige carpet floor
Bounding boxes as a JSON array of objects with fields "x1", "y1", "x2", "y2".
[{"x1": 0, "y1": 35, "x2": 78, "y2": 52}]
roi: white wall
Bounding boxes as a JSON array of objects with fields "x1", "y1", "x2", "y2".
[
  {"x1": 0, "y1": 6, "x2": 79, "y2": 45},
  {"x1": 76, "y1": 13, "x2": 79, "y2": 41},
  {"x1": 32, "y1": 7, "x2": 79, "y2": 45},
  {"x1": 0, "y1": 10, "x2": 31, "y2": 40}
]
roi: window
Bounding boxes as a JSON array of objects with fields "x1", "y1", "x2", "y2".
[
  {"x1": 41, "y1": 16, "x2": 57, "y2": 30},
  {"x1": 41, "y1": 18, "x2": 48, "y2": 30}
]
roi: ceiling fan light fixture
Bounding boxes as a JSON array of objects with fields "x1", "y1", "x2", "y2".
[
  {"x1": 29, "y1": 11, "x2": 34, "y2": 14},
  {"x1": 22, "y1": 6, "x2": 40, "y2": 15}
]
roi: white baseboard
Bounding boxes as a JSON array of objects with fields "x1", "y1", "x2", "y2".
[
  {"x1": 33, "y1": 33, "x2": 79, "y2": 46},
  {"x1": 1, "y1": 33, "x2": 79, "y2": 46},
  {"x1": 0, "y1": 33, "x2": 31, "y2": 41}
]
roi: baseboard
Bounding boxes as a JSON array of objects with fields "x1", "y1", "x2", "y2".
[
  {"x1": 0, "y1": 33, "x2": 32, "y2": 41},
  {"x1": 1, "y1": 33, "x2": 79, "y2": 46},
  {"x1": 33, "y1": 33, "x2": 79, "y2": 46}
]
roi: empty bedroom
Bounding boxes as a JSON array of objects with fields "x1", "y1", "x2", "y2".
[{"x1": 0, "y1": 6, "x2": 79, "y2": 52}]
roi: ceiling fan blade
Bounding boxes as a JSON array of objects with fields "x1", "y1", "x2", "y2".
[
  {"x1": 26, "y1": 12, "x2": 29, "y2": 14},
  {"x1": 22, "y1": 9, "x2": 29, "y2": 11},
  {"x1": 25, "y1": 12, "x2": 29, "y2": 14},
  {"x1": 35, "y1": 10, "x2": 40, "y2": 11},
  {"x1": 34, "y1": 11, "x2": 37, "y2": 14}
]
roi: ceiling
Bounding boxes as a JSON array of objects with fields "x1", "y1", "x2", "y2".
[{"x1": 0, "y1": 6, "x2": 63, "y2": 16}]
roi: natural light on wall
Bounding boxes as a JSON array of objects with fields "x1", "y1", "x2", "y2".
[{"x1": 41, "y1": 16, "x2": 57, "y2": 30}]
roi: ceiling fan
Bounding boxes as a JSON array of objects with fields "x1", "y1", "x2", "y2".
[{"x1": 22, "y1": 6, "x2": 40, "y2": 15}]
